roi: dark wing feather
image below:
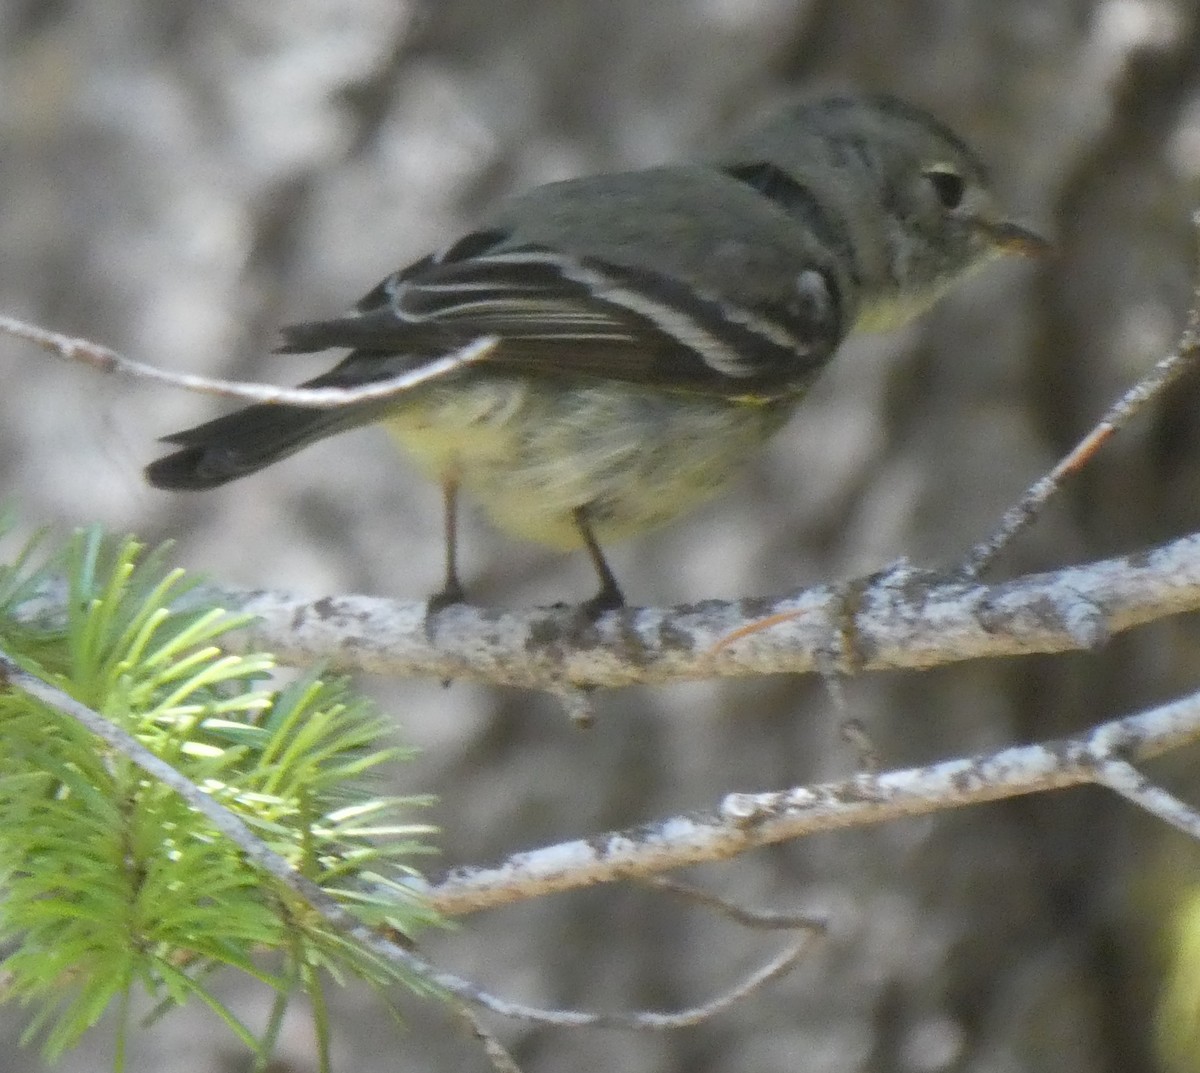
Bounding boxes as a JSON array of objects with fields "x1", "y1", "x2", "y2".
[{"x1": 276, "y1": 234, "x2": 841, "y2": 399}]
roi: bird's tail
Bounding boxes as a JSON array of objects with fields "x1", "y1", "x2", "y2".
[{"x1": 145, "y1": 402, "x2": 363, "y2": 490}]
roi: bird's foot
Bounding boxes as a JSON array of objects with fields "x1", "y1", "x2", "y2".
[{"x1": 425, "y1": 580, "x2": 467, "y2": 616}]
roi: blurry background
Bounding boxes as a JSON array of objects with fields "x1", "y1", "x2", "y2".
[{"x1": 3, "y1": 0, "x2": 1200, "y2": 1070}]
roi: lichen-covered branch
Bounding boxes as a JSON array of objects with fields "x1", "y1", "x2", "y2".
[
  {"x1": 420, "y1": 684, "x2": 1200, "y2": 915},
  {"x1": 205, "y1": 533, "x2": 1200, "y2": 690}
]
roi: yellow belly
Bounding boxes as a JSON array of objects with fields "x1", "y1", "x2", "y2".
[{"x1": 383, "y1": 378, "x2": 795, "y2": 549}]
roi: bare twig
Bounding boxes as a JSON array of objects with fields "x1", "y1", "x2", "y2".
[
  {"x1": 838, "y1": 719, "x2": 880, "y2": 773},
  {"x1": 421, "y1": 685, "x2": 1200, "y2": 915},
  {"x1": 450, "y1": 1001, "x2": 525, "y2": 1073},
  {"x1": 643, "y1": 877, "x2": 828, "y2": 933},
  {"x1": 960, "y1": 256, "x2": 1200, "y2": 578},
  {"x1": 601, "y1": 936, "x2": 815, "y2": 1029},
  {"x1": 0, "y1": 314, "x2": 498, "y2": 407},
  {"x1": 1093, "y1": 758, "x2": 1200, "y2": 839}
]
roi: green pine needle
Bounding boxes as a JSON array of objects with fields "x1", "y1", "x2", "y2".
[{"x1": 0, "y1": 521, "x2": 442, "y2": 1065}]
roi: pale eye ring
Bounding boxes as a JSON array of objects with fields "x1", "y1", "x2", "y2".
[{"x1": 924, "y1": 167, "x2": 966, "y2": 210}]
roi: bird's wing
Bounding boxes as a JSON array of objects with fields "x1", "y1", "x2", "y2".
[{"x1": 278, "y1": 229, "x2": 840, "y2": 400}]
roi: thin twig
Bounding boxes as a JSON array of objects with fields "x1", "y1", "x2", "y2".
[
  {"x1": 0, "y1": 314, "x2": 498, "y2": 407},
  {"x1": 960, "y1": 240, "x2": 1200, "y2": 578},
  {"x1": 643, "y1": 877, "x2": 828, "y2": 933},
  {"x1": 596, "y1": 936, "x2": 815, "y2": 1029},
  {"x1": 450, "y1": 1001, "x2": 525, "y2": 1073},
  {"x1": 1093, "y1": 758, "x2": 1200, "y2": 839}
]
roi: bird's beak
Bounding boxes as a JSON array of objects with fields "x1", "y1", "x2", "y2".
[{"x1": 976, "y1": 218, "x2": 1053, "y2": 258}]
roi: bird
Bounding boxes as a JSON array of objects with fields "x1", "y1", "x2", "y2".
[{"x1": 146, "y1": 93, "x2": 1048, "y2": 614}]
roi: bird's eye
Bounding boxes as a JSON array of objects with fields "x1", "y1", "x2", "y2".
[{"x1": 924, "y1": 167, "x2": 965, "y2": 210}]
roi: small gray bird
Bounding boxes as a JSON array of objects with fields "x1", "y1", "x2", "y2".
[{"x1": 146, "y1": 93, "x2": 1047, "y2": 612}]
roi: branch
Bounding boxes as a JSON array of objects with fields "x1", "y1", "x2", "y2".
[
  {"x1": 0, "y1": 314, "x2": 498, "y2": 407},
  {"x1": 173, "y1": 532, "x2": 1200, "y2": 689},
  {"x1": 961, "y1": 273, "x2": 1200, "y2": 577},
  {"x1": 420, "y1": 683, "x2": 1200, "y2": 915}
]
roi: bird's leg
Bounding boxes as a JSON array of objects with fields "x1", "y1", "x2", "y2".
[
  {"x1": 427, "y1": 475, "x2": 466, "y2": 611},
  {"x1": 573, "y1": 506, "x2": 625, "y2": 616}
]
